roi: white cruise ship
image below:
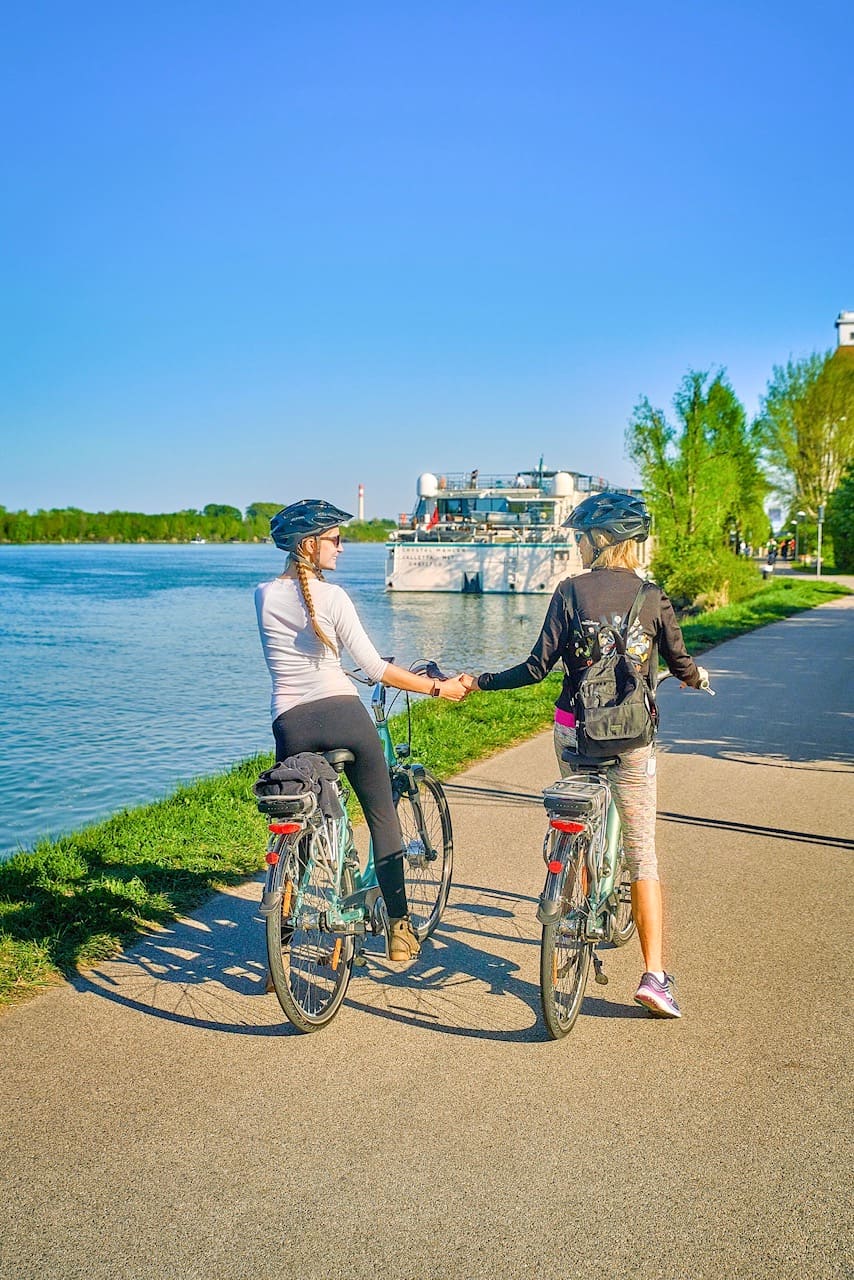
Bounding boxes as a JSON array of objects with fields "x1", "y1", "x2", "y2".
[{"x1": 385, "y1": 467, "x2": 627, "y2": 594}]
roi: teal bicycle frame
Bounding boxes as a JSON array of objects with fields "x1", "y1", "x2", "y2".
[
  {"x1": 260, "y1": 679, "x2": 429, "y2": 936},
  {"x1": 258, "y1": 661, "x2": 454, "y2": 1030},
  {"x1": 539, "y1": 772, "x2": 626, "y2": 941}
]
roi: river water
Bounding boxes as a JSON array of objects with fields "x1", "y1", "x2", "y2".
[{"x1": 0, "y1": 543, "x2": 546, "y2": 858}]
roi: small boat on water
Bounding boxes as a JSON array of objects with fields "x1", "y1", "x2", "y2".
[
  {"x1": 189, "y1": 535, "x2": 207, "y2": 544},
  {"x1": 385, "y1": 466, "x2": 638, "y2": 594}
]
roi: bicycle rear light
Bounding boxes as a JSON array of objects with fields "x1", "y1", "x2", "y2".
[
  {"x1": 547, "y1": 860, "x2": 564, "y2": 873},
  {"x1": 550, "y1": 819, "x2": 585, "y2": 833}
]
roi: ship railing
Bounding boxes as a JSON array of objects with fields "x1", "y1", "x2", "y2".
[
  {"x1": 432, "y1": 471, "x2": 617, "y2": 494},
  {"x1": 388, "y1": 524, "x2": 574, "y2": 545}
]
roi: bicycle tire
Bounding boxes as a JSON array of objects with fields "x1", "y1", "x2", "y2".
[
  {"x1": 611, "y1": 854, "x2": 636, "y2": 947},
  {"x1": 540, "y1": 836, "x2": 593, "y2": 1038},
  {"x1": 394, "y1": 769, "x2": 453, "y2": 941},
  {"x1": 266, "y1": 832, "x2": 355, "y2": 1033}
]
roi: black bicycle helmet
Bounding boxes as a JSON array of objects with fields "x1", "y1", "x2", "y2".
[
  {"x1": 564, "y1": 491, "x2": 651, "y2": 544},
  {"x1": 270, "y1": 499, "x2": 353, "y2": 551}
]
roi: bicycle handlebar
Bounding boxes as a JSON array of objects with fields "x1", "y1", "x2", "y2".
[
  {"x1": 410, "y1": 660, "x2": 454, "y2": 681},
  {"x1": 657, "y1": 670, "x2": 716, "y2": 696},
  {"x1": 344, "y1": 658, "x2": 454, "y2": 687}
]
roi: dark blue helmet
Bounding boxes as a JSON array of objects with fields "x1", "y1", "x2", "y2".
[
  {"x1": 564, "y1": 491, "x2": 650, "y2": 544},
  {"x1": 270, "y1": 499, "x2": 353, "y2": 551}
]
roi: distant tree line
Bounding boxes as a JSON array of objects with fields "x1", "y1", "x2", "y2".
[{"x1": 0, "y1": 502, "x2": 395, "y2": 545}]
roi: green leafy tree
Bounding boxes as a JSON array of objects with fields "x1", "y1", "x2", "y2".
[
  {"x1": 344, "y1": 519, "x2": 396, "y2": 542},
  {"x1": 245, "y1": 501, "x2": 281, "y2": 540},
  {"x1": 755, "y1": 351, "x2": 854, "y2": 517},
  {"x1": 828, "y1": 462, "x2": 854, "y2": 572},
  {"x1": 627, "y1": 369, "x2": 767, "y2": 605}
]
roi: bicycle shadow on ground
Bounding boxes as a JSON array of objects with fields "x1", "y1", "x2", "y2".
[
  {"x1": 68, "y1": 874, "x2": 645, "y2": 1041},
  {"x1": 69, "y1": 875, "x2": 300, "y2": 1036},
  {"x1": 343, "y1": 881, "x2": 645, "y2": 1040}
]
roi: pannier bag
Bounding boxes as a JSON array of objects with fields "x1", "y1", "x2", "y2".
[{"x1": 569, "y1": 582, "x2": 655, "y2": 759}]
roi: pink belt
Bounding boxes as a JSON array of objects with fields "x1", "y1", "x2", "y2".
[{"x1": 554, "y1": 707, "x2": 576, "y2": 728}]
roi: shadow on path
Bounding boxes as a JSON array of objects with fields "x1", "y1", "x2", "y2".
[
  {"x1": 658, "y1": 811, "x2": 854, "y2": 850},
  {"x1": 68, "y1": 880, "x2": 598, "y2": 1043}
]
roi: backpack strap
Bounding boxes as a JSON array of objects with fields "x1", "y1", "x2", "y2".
[
  {"x1": 626, "y1": 580, "x2": 661, "y2": 709},
  {"x1": 567, "y1": 577, "x2": 656, "y2": 669}
]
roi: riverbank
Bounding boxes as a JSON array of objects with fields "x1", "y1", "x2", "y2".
[{"x1": 0, "y1": 575, "x2": 848, "y2": 1010}]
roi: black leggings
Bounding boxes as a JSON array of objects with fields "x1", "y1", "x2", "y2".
[{"x1": 272, "y1": 695, "x2": 407, "y2": 917}]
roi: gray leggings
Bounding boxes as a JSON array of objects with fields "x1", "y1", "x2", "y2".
[{"x1": 553, "y1": 725, "x2": 658, "y2": 882}]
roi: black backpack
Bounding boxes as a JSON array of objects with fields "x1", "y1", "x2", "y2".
[{"x1": 568, "y1": 581, "x2": 656, "y2": 758}]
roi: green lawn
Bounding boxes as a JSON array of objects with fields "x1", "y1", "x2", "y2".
[{"x1": 0, "y1": 575, "x2": 848, "y2": 1010}]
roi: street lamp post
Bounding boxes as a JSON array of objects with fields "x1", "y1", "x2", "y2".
[
  {"x1": 796, "y1": 510, "x2": 805, "y2": 562},
  {"x1": 816, "y1": 505, "x2": 824, "y2": 578}
]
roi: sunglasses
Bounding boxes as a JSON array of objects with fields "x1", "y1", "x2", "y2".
[{"x1": 319, "y1": 534, "x2": 343, "y2": 547}]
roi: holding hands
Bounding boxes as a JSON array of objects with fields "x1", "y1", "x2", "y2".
[
  {"x1": 434, "y1": 675, "x2": 471, "y2": 702},
  {"x1": 429, "y1": 672, "x2": 480, "y2": 701}
]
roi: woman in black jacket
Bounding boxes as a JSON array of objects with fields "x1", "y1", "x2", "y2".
[{"x1": 461, "y1": 492, "x2": 707, "y2": 1019}]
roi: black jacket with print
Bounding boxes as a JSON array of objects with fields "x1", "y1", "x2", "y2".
[{"x1": 477, "y1": 567, "x2": 701, "y2": 714}]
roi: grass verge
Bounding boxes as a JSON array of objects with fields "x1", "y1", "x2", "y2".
[{"x1": 1, "y1": 575, "x2": 848, "y2": 1011}]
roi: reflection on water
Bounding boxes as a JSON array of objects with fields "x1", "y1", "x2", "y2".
[
  {"x1": 383, "y1": 591, "x2": 541, "y2": 674},
  {"x1": 0, "y1": 543, "x2": 549, "y2": 857}
]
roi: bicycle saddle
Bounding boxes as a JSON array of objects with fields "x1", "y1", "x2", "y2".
[
  {"x1": 561, "y1": 749, "x2": 619, "y2": 771},
  {"x1": 322, "y1": 749, "x2": 356, "y2": 773}
]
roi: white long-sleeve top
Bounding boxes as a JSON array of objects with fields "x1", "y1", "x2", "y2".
[{"x1": 254, "y1": 576, "x2": 389, "y2": 719}]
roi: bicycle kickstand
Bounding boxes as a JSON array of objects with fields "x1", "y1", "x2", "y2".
[{"x1": 592, "y1": 954, "x2": 608, "y2": 986}]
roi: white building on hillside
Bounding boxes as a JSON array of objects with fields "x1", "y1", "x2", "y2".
[{"x1": 836, "y1": 311, "x2": 854, "y2": 347}]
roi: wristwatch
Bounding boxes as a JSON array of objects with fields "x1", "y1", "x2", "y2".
[{"x1": 430, "y1": 680, "x2": 441, "y2": 697}]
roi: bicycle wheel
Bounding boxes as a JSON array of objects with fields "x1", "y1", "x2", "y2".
[
  {"x1": 540, "y1": 835, "x2": 593, "y2": 1039},
  {"x1": 611, "y1": 854, "x2": 636, "y2": 947},
  {"x1": 395, "y1": 769, "x2": 453, "y2": 941},
  {"x1": 266, "y1": 833, "x2": 355, "y2": 1033}
]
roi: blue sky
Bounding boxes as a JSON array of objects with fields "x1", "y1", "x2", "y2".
[{"x1": 2, "y1": 2, "x2": 851, "y2": 519}]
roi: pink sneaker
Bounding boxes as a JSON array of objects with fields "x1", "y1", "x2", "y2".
[{"x1": 634, "y1": 972, "x2": 681, "y2": 1018}]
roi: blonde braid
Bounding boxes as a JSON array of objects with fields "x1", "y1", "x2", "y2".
[{"x1": 295, "y1": 558, "x2": 336, "y2": 652}]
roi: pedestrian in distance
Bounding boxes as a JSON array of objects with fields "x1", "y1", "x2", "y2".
[
  {"x1": 458, "y1": 492, "x2": 708, "y2": 1018},
  {"x1": 255, "y1": 499, "x2": 468, "y2": 962}
]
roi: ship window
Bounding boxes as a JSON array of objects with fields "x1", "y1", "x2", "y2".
[
  {"x1": 440, "y1": 498, "x2": 471, "y2": 518},
  {"x1": 472, "y1": 498, "x2": 509, "y2": 513}
]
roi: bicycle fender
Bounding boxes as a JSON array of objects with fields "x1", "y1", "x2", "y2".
[
  {"x1": 537, "y1": 865, "x2": 566, "y2": 924},
  {"x1": 259, "y1": 887, "x2": 282, "y2": 917}
]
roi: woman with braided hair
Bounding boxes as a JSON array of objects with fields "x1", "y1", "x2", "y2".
[{"x1": 255, "y1": 498, "x2": 468, "y2": 962}]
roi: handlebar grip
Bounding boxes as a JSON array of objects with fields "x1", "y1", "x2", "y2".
[{"x1": 410, "y1": 659, "x2": 452, "y2": 681}]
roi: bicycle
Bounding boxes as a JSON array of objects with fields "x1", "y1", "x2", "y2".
[
  {"x1": 255, "y1": 661, "x2": 454, "y2": 1032},
  {"x1": 537, "y1": 671, "x2": 715, "y2": 1038}
]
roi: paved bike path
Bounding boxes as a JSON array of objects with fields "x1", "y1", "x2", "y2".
[{"x1": 1, "y1": 596, "x2": 852, "y2": 1280}]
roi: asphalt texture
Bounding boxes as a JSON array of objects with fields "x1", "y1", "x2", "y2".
[{"x1": 1, "y1": 592, "x2": 852, "y2": 1280}]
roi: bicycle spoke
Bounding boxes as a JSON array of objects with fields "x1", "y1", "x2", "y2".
[
  {"x1": 394, "y1": 770, "x2": 453, "y2": 940},
  {"x1": 266, "y1": 832, "x2": 354, "y2": 1032}
]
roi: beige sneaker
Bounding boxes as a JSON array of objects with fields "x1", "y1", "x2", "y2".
[{"x1": 387, "y1": 916, "x2": 421, "y2": 962}]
